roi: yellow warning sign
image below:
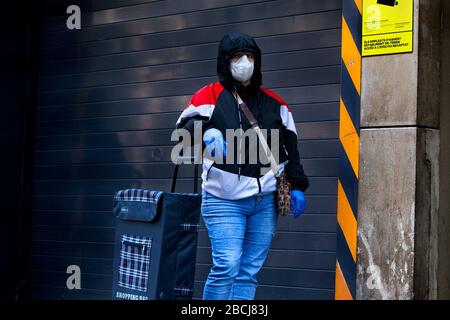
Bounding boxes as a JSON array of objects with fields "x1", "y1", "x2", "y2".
[{"x1": 362, "y1": 0, "x2": 414, "y2": 56}]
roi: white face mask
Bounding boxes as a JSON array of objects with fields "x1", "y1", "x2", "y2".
[{"x1": 230, "y1": 55, "x2": 254, "y2": 83}]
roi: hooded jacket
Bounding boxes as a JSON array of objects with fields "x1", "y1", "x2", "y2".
[{"x1": 175, "y1": 32, "x2": 309, "y2": 200}]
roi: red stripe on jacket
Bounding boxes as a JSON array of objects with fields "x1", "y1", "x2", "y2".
[
  {"x1": 260, "y1": 87, "x2": 292, "y2": 112},
  {"x1": 188, "y1": 82, "x2": 225, "y2": 107}
]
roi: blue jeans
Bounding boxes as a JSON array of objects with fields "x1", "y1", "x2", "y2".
[{"x1": 201, "y1": 189, "x2": 278, "y2": 300}]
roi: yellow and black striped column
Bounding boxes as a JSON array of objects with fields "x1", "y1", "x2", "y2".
[{"x1": 335, "y1": 0, "x2": 361, "y2": 300}]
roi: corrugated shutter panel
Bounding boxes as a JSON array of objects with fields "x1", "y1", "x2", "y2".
[{"x1": 31, "y1": 0, "x2": 341, "y2": 299}]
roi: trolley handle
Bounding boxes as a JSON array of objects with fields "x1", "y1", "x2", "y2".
[{"x1": 171, "y1": 156, "x2": 200, "y2": 194}]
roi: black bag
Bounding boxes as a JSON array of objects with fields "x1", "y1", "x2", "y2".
[{"x1": 111, "y1": 161, "x2": 201, "y2": 300}]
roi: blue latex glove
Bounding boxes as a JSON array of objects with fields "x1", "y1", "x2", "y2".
[
  {"x1": 291, "y1": 190, "x2": 306, "y2": 219},
  {"x1": 203, "y1": 128, "x2": 227, "y2": 158}
]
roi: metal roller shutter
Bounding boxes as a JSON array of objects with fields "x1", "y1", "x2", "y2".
[{"x1": 31, "y1": 0, "x2": 342, "y2": 299}]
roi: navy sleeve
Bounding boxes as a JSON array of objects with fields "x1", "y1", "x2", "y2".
[{"x1": 280, "y1": 105, "x2": 309, "y2": 192}]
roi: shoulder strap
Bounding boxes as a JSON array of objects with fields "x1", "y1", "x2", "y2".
[
  {"x1": 235, "y1": 94, "x2": 259, "y2": 128},
  {"x1": 233, "y1": 90, "x2": 280, "y2": 177}
]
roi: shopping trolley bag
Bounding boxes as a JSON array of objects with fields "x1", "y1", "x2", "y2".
[{"x1": 111, "y1": 161, "x2": 201, "y2": 300}]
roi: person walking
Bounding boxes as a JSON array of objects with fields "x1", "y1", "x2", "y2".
[{"x1": 175, "y1": 32, "x2": 309, "y2": 300}]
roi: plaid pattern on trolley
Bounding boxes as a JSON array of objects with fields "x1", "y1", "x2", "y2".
[
  {"x1": 180, "y1": 223, "x2": 200, "y2": 233},
  {"x1": 118, "y1": 235, "x2": 152, "y2": 292},
  {"x1": 114, "y1": 189, "x2": 163, "y2": 204},
  {"x1": 174, "y1": 287, "x2": 194, "y2": 297}
]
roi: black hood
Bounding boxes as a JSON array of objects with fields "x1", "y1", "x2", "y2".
[{"x1": 216, "y1": 32, "x2": 262, "y2": 92}]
